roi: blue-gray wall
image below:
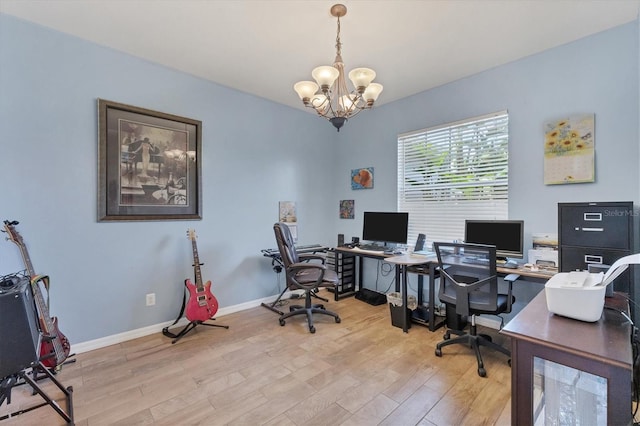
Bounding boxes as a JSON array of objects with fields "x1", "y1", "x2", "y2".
[
  {"x1": 333, "y1": 21, "x2": 640, "y2": 297},
  {"x1": 1, "y1": 13, "x2": 638, "y2": 345},
  {"x1": 0, "y1": 14, "x2": 338, "y2": 343}
]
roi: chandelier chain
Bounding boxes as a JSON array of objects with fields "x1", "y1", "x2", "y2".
[{"x1": 335, "y1": 16, "x2": 342, "y2": 58}]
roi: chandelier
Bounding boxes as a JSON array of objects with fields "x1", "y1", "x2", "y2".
[{"x1": 293, "y1": 4, "x2": 383, "y2": 132}]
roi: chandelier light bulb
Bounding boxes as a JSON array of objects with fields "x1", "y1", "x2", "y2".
[
  {"x1": 312, "y1": 66, "x2": 340, "y2": 90},
  {"x1": 363, "y1": 83, "x2": 384, "y2": 103},
  {"x1": 348, "y1": 68, "x2": 376, "y2": 92},
  {"x1": 294, "y1": 81, "x2": 319, "y2": 102},
  {"x1": 339, "y1": 94, "x2": 355, "y2": 112}
]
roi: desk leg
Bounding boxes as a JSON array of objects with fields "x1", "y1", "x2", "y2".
[
  {"x1": 358, "y1": 256, "x2": 364, "y2": 292},
  {"x1": 401, "y1": 265, "x2": 409, "y2": 333},
  {"x1": 428, "y1": 264, "x2": 436, "y2": 331}
]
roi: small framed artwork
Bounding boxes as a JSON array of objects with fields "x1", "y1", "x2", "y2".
[
  {"x1": 544, "y1": 114, "x2": 595, "y2": 185},
  {"x1": 351, "y1": 167, "x2": 374, "y2": 189},
  {"x1": 278, "y1": 201, "x2": 297, "y2": 223},
  {"x1": 279, "y1": 201, "x2": 297, "y2": 242},
  {"x1": 98, "y1": 99, "x2": 202, "y2": 221},
  {"x1": 340, "y1": 200, "x2": 355, "y2": 219}
]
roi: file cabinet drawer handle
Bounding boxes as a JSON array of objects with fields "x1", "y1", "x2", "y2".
[
  {"x1": 584, "y1": 212, "x2": 602, "y2": 221},
  {"x1": 581, "y1": 227, "x2": 603, "y2": 232},
  {"x1": 584, "y1": 255, "x2": 603, "y2": 264}
]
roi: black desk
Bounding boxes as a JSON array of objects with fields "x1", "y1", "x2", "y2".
[
  {"x1": 335, "y1": 247, "x2": 557, "y2": 333},
  {"x1": 335, "y1": 248, "x2": 446, "y2": 332},
  {"x1": 386, "y1": 254, "x2": 446, "y2": 332}
]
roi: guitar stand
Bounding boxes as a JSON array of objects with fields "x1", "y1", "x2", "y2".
[
  {"x1": 166, "y1": 318, "x2": 229, "y2": 344},
  {"x1": 0, "y1": 362, "x2": 74, "y2": 425}
]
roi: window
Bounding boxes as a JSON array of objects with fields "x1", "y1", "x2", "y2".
[{"x1": 397, "y1": 111, "x2": 509, "y2": 247}]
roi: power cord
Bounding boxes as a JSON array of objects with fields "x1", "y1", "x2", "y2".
[{"x1": 632, "y1": 325, "x2": 640, "y2": 424}]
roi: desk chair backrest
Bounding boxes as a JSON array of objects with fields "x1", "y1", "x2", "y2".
[
  {"x1": 434, "y1": 242, "x2": 508, "y2": 317},
  {"x1": 274, "y1": 222, "x2": 299, "y2": 268}
]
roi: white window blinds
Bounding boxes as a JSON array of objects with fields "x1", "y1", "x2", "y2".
[{"x1": 397, "y1": 111, "x2": 509, "y2": 247}]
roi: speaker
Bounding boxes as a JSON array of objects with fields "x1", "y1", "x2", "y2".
[
  {"x1": 414, "y1": 233, "x2": 426, "y2": 251},
  {"x1": 338, "y1": 234, "x2": 344, "y2": 247},
  {"x1": 0, "y1": 277, "x2": 40, "y2": 378}
]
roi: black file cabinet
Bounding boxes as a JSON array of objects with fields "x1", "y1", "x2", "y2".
[
  {"x1": 558, "y1": 201, "x2": 634, "y2": 294},
  {"x1": 326, "y1": 249, "x2": 356, "y2": 300}
]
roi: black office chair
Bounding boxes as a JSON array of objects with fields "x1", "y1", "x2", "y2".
[
  {"x1": 273, "y1": 222, "x2": 341, "y2": 333},
  {"x1": 433, "y1": 242, "x2": 515, "y2": 377}
]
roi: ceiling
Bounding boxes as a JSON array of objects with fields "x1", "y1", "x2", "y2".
[{"x1": 2, "y1": 0, "x2": 639, "y2": 112}]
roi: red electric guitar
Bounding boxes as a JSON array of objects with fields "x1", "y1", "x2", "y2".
[
  {"x1": 184, "y1": 229, "x2": 219, "y2": 322},
  {"x1": 3, "y1": 220, "x2": 71, "y2": 370}
]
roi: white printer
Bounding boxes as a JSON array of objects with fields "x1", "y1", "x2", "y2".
[{"x1": 545, "y1": 254, "x2": 640, "y2": 322}]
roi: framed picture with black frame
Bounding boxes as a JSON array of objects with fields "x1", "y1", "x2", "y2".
[{"x1": 97, "y1": 99, "x2": 202, "y2": 221}]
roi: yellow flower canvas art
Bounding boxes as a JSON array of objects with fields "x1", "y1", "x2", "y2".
[{"x1": 544, "y1": 114, "x2": 595, "y2": 185}]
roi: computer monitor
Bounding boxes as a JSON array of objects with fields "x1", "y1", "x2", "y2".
[
  {"x1": 362, "y1": 212, "x2": 409, "y2": 245},
  {"x1": 464, "y1": 220, "x2": 524, "y2": 260}
]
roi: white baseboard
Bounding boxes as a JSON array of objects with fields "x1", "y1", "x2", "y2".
[{"x1": 70, "y1": 292, "x2": 293, "y2": 354}]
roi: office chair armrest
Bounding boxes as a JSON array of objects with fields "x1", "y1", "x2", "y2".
[
  {"x1": 298, "y1": 253, "x2": 327, "y2": 264},
  {"x1": 287, "y1": 262, "x2": 327, "y2": 289},
  {"x1": 288, "y1": 261, "x2": 326, "y2": 272},
  {"x1": 502, "y1": 273, "x2": 519, "y2": 313}
]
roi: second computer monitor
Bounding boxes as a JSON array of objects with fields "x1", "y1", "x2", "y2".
[{"x1": 464, "y1": 219, "x2": 524, "y2": 260}]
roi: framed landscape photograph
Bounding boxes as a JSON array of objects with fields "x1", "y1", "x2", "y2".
[{"x1": 98, "y1": 99, "x2": 202, "y2": 221}]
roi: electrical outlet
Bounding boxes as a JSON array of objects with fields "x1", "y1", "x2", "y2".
[{"x1": 146, "y1": 293, "x2": 156, "y2": 306}]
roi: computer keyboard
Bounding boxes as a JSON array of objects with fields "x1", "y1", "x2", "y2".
[
  {"x1": 462, "y1": 257, "x2": 489, "y2": 265},
  {"x1": 359, "y1": 244, "x2": 386, "y2": 251}
]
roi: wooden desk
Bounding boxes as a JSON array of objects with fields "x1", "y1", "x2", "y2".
[
  {"x1": 497, "y1": 265, "x2": 557, "y2": 282},
  {"x1": 501, "y1": 291, "x2": 632, "y2": 425}
]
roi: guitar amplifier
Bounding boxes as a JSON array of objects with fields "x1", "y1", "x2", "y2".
[{"x1": 0, "y1": 276, "x2": 41, "y2": 378}]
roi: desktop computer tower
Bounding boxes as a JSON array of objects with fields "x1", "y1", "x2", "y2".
[{"x1": 0, "y1": 276, "x2": 41, "y2": 378}]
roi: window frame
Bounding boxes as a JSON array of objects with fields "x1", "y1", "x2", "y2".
[{"x1": 397, "y1": 111, "x2": 509, "y2": 248}]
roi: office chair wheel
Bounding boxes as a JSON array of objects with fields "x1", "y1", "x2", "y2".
[
  {"x1": 335, "y1": 316, "x2": 341, "y2": 323},
  {"x1": 435, "y1": 347, "x2": 442, "y2": 357},
  {"x1": 478, "y1": 367, "x2": 486, "y2": 377},
  {"x1": 443, "y1": 332, "x2": 450, "y2": 340},
  {"x1": 279, "y1": 318, "x2": 286, "y2": 326},
  {"x1": 309, "y1": 326, "x2": 316, "y2": 333}
]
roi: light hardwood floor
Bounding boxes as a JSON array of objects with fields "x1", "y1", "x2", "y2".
[{"x1": 1, "y1": 290, "x2": 512, "y2": 425}]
